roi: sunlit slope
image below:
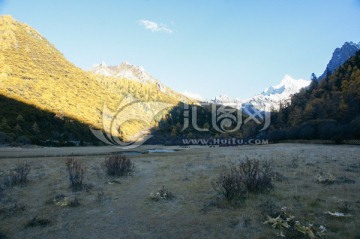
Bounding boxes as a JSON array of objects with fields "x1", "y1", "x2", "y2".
[{"x1": 0, "y1": 15, "x2": 189, "y2": 141}]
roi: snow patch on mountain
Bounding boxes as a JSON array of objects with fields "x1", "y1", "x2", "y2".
[{"x1": 181, "y1": 90, "x2": 204, "y2": 101}]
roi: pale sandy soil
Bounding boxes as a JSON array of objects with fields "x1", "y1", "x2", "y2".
[{"x1": 0, "y1": 144, "x2": 359, "y2": 239}]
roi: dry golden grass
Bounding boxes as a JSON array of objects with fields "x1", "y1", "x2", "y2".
[{"x1": 0, "y1": 143, "x2": 359, "y2": 238}]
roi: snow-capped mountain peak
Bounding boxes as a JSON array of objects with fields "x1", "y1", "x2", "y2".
[
  {"x1": 262, "y1": 75, "x2": 310, "y2": 97},
  {"x1": 209, "y1": 75, "x2": 311, "y2": 111},
  {"x1": 213, "y1": 94, "x2": 233, "y2": 103},
  {"x1": 279, "y1": 74, "x2": 297, "y2": 86}
]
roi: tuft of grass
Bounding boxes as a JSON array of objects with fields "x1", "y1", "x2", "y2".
[
  {"x1": 149, "y1": 186, "x2": 174, "y2": 201},
  {"x1": 336, "y1": 200, "x2": 352, "y2": 214},
  {"x1": 0, "y1": 202, "x2": 26, "y2": 217},
  {"x1": 46, "y1": 194, "x2": 80, "y2": 207},
  {"x1": 68, "y1": 196, "x2": 80, "y2": 207},
  {"x1": 291, "y1": 155, "x2": 299, "y2": 168},
  {"x1": 45, "y1": 194, "x2": 66, "y2": 205},
  {"x1": 258, "y1": 199, "x2": 280, "y2": 220},
  {"x1": 25, "y1": 216, "x2": 51, "y2": 228},
  {"x1": 316, "y1": 173, "x2": 335, "y2": 185},
  {"x1": 66, "y1": 158, "x2": 85, "y2": 190},
  {"x1": 103, "y1": 154, "x2": 134, "y2": 177},
  {"x1": 96, "y1": 190, "x2": 105, "y2": 202},
  {"x1": 242, "y1": 216, "x2": 252, "y2": 228}
]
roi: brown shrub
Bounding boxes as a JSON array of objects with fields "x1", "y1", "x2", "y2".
[
  {"x1": 213, "y1": 158, "x2": 273, "y2": 203},
  {"x1": 66, "y1": 158, "x2": 85, "y2": 190},
  {"x1": 104, "y1": 154, "x2": 134, "y2": 177}
]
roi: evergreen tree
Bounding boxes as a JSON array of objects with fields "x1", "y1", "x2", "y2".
[
  {"x1": 311, "y1": 73, "x2": 317, "y2": 81},
  {"x1": 32, "y1": 122, "x2": 40, "y2": 134},
  {"x1": 0, "y1": 118, "x2": 10, "y2": 131},
  {"x1": 16, "y1": 114, "x2": 24, "y2": 122},
  {"x1": 14, "y1": 124, "x2": 22, "y2": 135}
]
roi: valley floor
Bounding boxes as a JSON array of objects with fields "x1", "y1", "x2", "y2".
[{"x1": 0, "y1": 144, "x2": 359, "y2": 238}]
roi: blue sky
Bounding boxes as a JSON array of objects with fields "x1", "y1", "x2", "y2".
[{"x1": 1, "y1": 0, "x2": 360, "y2": 99}]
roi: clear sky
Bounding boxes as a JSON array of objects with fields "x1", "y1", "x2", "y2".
[{"x1": 1, "y1": 0, "x2": 360, "y2": 99}]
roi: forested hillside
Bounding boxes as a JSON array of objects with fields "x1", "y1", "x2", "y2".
[
  {"x1": 0, "y1": 15, "x2": 192, "y2": 145},
  {"x1": 267, "y1": 50, "x2": 360, "y2": 141}
]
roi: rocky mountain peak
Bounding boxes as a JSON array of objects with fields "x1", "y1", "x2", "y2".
[{"x1": 318, "y1": 41, "x2": 360, "y2": 81}]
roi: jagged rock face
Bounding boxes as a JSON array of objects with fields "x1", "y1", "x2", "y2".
[{"x1": 318, "y1": 41, "x2": 360, "y2": 81}]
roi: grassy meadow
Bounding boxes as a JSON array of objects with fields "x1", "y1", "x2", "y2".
[{"x1": 0, "y1": 144, "x2": 359, "y2": 239}]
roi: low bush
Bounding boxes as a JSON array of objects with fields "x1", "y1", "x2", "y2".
[
  {"x1": 66, "y1": 158, "x2": 85, "y2": 190},
  {"x1": 212, "y1": 167, "x2": 247, "y2": 203},
  {"x1": 3, "y1": 162, "x2": 30, "y2": 188},
  {"x1": 213, "y1": 158, "x2": 273, "y2": 203},
  {"x1": 238, "y1": 158, "x2": 273, "y2": 193},
  {"x1": 104, "y1": 154, "x2": 134, "y2": 177}
]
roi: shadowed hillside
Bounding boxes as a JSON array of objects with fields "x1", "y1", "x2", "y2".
[{"x1": 0, "y1": 94, "x2": 101, "y2": 146}]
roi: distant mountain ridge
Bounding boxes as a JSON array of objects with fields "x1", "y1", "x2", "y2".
[
  {"x1": 210, "y1": 75, "x2": 311, "y2": 111},
  {"x1": 318, "y1": 41, "x2": 360, "y2": 81},
  {"x1": 90, "y1": 61, "x2": 166, "y2": 92}
]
